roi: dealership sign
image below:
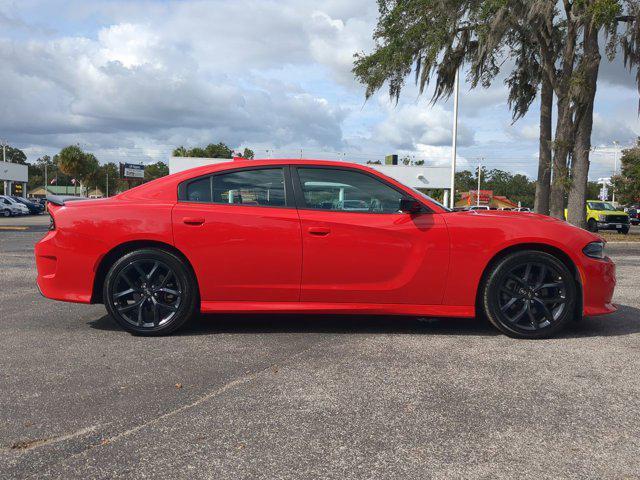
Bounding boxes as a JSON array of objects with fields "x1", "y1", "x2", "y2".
[{"x1": 121, "y1": 163, "x2": 145, "y2": 179}]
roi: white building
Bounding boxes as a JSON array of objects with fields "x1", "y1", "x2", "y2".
[{"x1": 1, "y1": 161, "x2": 28, "y2": 197}]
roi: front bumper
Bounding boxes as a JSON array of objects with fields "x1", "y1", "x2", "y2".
[
  {"x1": 581, "y1": 256, "x2": 617, "y2": 317},
  {"x1": 597, "y1": 222, "x2": 629, "y2": 230}
]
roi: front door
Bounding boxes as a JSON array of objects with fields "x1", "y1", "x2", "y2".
[
  {"x1": 293, "y1": 166, "x2": 449, "y2": 305},
  {"x1": 172, "y1": 166, "x2": 302, "y2": 302}
]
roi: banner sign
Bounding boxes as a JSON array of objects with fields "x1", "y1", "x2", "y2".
[{"x1": 121, "y1": 163, "x2": 145, "y2": 179}]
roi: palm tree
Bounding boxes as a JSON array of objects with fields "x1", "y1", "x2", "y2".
[{"x1": 57, "y1": 145, "x2": 98, "y2": 196}]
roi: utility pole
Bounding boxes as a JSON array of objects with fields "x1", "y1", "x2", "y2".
[
  {"x1": 1, "y1": 139, "x2": 6, "y2": 163},
  {"x1": 612, "y1": 140, "x2": 619, "y2": 204},
  {"x1": 106, "y1": 168, "x2": 109, "y2": 197},
  {"x1": 449, "y1": 69, "x2": 460, "y2": 209}
]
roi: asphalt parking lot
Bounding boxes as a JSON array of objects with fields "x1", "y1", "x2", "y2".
[{"x1": 1, "y1": 227, "x2": 639, "y2": 479}]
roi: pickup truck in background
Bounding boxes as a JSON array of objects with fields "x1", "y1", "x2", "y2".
[{"x1": 582, "y1": 200, "x2": 630, "y2": 234}]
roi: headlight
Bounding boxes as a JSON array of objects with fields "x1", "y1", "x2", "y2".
[
  {"x1": 48, "y1": 216, "x2": 55, "y2": 231},
  {"x1": 598, "y1": 214, "x2": 606, "y2": 221},
  {"x1": 583, "y1": 241, "x2": 605, "y2": 259}
]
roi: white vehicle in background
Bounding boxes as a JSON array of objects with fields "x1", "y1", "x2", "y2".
[
  {"x1": 513, "y1": 207, "x2": 532, "y2": 212},
  {"x1": 0, "y1": 195, "x2": 29, "y2": 216}
]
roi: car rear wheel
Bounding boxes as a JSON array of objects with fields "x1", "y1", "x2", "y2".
[
  {"x1": 104, "y1": 248, "x2": 198, "y2": 336},
  {"x1": 482, "y1": 251, "x2": 577, "y2": 339}
]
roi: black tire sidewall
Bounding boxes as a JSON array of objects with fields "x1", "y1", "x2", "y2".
[
  {"x1": 103, "y1": 248, "x2": 197, "y2": 336},
  {"x1": 483, "y1": 251, "x2": 577, "y2": 339}
]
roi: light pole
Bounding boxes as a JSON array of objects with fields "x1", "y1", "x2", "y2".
[
  {"x1": 476, "y1": 158, "x2": 482, "y2": 207},
  {"x1": 449, "y1": 69, "x2": 460, "y2": 209},
  {"x1": 612, "y1": 140, "x2": 619, "y2": 203}
]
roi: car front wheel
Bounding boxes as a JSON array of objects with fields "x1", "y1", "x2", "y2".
[
  {"x1": 482, "y1": 251, "x2": 577, "y2": 339},
  {"x1": 103, "y1": 248, "x2": 198, "y2": 336}
]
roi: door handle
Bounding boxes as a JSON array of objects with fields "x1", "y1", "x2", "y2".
[
  {"x1": 307, "y1": 226, "x2": 331, "y2": 236},
  {"x1": 183, "y1": 217, "x2": 205, "y2": 226}
]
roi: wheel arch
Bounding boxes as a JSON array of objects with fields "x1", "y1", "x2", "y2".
[
  {"x1": 475, "y1": 242, "x2": 583, "y2": 318},
  {"x1": 91, "y1": 240, "x2": 199, "y2": 304}
]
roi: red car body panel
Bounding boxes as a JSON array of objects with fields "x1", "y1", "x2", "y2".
[
  {"x1": 35, "y1": 159, "x2": 616, "y2": 319},
  {"x1": 172, "y1": 203, "x2": 302, "y2": 302}
]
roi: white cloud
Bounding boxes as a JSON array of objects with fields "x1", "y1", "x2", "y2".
[{"x1": 373, "y1": 100, "x2": 474, "y2": 150}]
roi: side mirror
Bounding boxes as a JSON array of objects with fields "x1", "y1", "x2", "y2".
[{"x1": 399, "y1": 198, "x2": 423, "y2": 214}]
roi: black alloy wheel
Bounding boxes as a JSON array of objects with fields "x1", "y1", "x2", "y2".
[
  {"x1": 104, "y1": 248, "x2": 198, "y2": 335},
  {"x1": 482, "y1": 251, "x2": 577, "y2": 339}
]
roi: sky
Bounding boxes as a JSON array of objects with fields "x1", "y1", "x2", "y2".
[{"x1": 1, "y1": 0, "x2": 639, "y2": 180}]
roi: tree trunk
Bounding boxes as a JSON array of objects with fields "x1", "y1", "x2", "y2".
[
  {"x1": 547, "y1": 2, "x2": 577, "y2": 220},
  {"x1": 549, "y1": 94, "x2": 573, "y2": 219},
  {"x1": 534, "y1": 77, "x2": 553, "y2": 215},
  {"x1": 567, "y1": 25, "x2": 600, "y2": 228}
]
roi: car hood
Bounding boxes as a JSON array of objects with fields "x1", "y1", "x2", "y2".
[{"x1": 444, "y1": 209, "x2": 601, "y2": 245}]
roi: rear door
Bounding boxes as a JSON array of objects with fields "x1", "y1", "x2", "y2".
[
  {"x1": 172, "y1": 166, "x2": 302, "y2": 303},
  {"x1": 292, "y1": 166, "x2": 449, "y2": 305}
]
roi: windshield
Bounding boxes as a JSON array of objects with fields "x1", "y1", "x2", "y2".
[
  {"x1": 588, "y1": 202, "x2": 617, "y2": 211},
  {"x1": 411, "y1": 188, "x2": 451, "y2": 211}
]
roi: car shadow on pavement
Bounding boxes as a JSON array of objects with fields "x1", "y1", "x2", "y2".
[{"x1": 88, "y1": 304, "x2": 640, "y2": 338}]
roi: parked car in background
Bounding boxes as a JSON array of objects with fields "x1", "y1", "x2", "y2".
[
  {"x1": 11, "y1": 196, "x2": 44, "y2": 215},
  {"x1": 624, "y1": 206, "x2": 639, "y2": 226},
  {"x1": 0, "y1": 201, "x2": 12, "y2": 217},
  {"x1": 513, "y1": 207, "x2": 532, "y2": 212},
  {"x1": 0, "y1": 195, "x2": 28, "y2": 215},
  {"x1": 37, "y1": 159, "x2": 616, "y2": 340}
]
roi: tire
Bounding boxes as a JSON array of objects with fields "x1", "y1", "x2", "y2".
[
  {"x1": 103, "y1": 248, "x2": 198, "y2": 336},
  {"x1": 1, "y1": 209, "x2": 9, "y2": 217},
  {"x1": 619, "y1": 226, "x2": 629, "y2": 235},
  {"x1": 482, "y1": 250, "x2": 577, "y2": 339},
  {"x1": 587, "y1": 218, "x2": 598, "y2": 232}
]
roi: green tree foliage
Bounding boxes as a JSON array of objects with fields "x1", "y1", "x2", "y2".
[
  {"x1": 173, "y1": 142, "x2": 254, "y2": 159},
  {"x1": 144, "y1": 161, "x2": 169, "y2": 181},
  {"x1": 454, "y1": 168, "x2": 536, "y2": 207},
  {"x1": 1, "y1": 145, "x2": 27, "y2": 164},
  {"x1": 56, "y1": 146, "x2": 106, "y2": 195},
  {"x1": 237, "y1": 148, "x2": 255, "y2": 159},
  {"x1": 612, "y1": 140, "x2": 640, "y2": 205}
]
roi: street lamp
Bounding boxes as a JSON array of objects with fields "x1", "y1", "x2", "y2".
[{"x1": 449, "y1": 68, "x2": 460, "y2": 209}]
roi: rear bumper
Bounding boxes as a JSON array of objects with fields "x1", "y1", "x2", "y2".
[
  {"x1": 35, "y1": 230, "x2": 103, "y2": 304},
  {"x1": 581, "y1": 256, "x2": 617, "y2": 317}
]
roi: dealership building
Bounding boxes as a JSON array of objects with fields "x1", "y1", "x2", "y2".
[{"x1": 1, "y1": 160, "x2": 28, "y2": 197}]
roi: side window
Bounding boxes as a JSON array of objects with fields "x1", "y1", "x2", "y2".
[
  {"x1": 186, "y1": 177, "x2": 212, "y2": 202},
  {"x1": 296, "y1": 168, "x2": 406, "y2": 214},
  {"x1": 212, "y1": 168, "x2": 286, "y2": 207}
]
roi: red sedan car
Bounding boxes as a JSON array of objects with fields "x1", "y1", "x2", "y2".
[{"x1": 35, "y1": 159, "x2": 616, "y2": 339}]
